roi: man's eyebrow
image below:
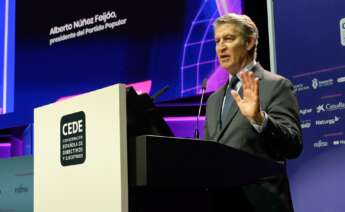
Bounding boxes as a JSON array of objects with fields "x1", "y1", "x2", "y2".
[
  {"x1": 223, "y1": 33, "x2": 236, "y2": 37},
  {"x1": 216, "y1": 32, "x2": 235, "y2": 37}
]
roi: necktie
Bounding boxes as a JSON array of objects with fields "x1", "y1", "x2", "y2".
[{"x1": 221, "y1": 76, "x2": 239, "y2": 125}]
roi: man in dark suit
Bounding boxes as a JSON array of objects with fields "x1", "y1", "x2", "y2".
[{"x1": 204, "y1": 13, "x2": 303, "y2": 212}]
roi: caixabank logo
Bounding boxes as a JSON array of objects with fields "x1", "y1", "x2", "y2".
[
  {"x1": 316, "y1": 102, "x2": 345, "y2": 113},
  {"x1": 341, "y1": 18, "x2": 345, "y2": 46},
  {"x1": 60, "y1": 111, "x2": 86, "y2": 166}
]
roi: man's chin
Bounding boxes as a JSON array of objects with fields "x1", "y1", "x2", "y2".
[{"x1": 219, "y1": 64, "x2": 233, "y2": 72}]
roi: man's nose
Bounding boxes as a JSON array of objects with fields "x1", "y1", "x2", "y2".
[{"x1": 217, "y1": 42, "x2": 227, "y2": 51}]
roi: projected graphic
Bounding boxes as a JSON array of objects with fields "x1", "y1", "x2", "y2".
[
  {"x1": 14, "y1": 0, "x2": 272, "y2": 120},
  {"x1": 181, "y1": 0, "x2": 243, "y2": 96},
  {"x1": 0, "y1": 0, "x2": 5, "y2": 112},
  {"x1": 0, "y1": 0, "x2": 15, "y2": 114}
]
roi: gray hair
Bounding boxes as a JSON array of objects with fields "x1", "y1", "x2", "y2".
[{"x1": 214, "y1": 13, "x2": 259, "y2": 60}]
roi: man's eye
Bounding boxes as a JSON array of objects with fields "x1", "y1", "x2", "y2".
[{"x1": 225, "y1": 37, "x2": 235, "y2": 42}]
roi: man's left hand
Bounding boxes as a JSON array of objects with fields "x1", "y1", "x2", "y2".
[{"x1": 231, "y1": 71, "x2": 264, "y2": 125}]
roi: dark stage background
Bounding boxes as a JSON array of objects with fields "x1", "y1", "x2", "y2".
[
  {"x1": 6, "y1": 0, "x2": 345, "y2": 212},
  {"x1": 14, "y1": 0, "x2": 271, "y2": 115}
]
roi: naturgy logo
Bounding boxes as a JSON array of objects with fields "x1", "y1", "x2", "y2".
[{"x1": 341, "y1": 18, "x2": 345, "y2": 46}]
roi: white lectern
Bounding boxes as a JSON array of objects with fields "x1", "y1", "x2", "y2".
[{"x1": 34, "y1": 84, "x2": 128, "y2": 212}]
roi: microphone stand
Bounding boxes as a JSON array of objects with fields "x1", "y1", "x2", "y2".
[{"x1": 194, "y1": 79, "x2": 207, "y2": 139}]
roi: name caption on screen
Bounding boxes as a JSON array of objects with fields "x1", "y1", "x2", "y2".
[
  {"x1": 49, "y1": 10, "x2": 127, "y2": 46},
  {"x1": 50, "y1": 11, "x2": 117, "y2": 35}
]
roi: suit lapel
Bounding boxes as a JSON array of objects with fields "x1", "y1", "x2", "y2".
[
  {"x1": 207, "y1": 84, "x2": 227, "y2": 138},
  {"x1": 215, "y1": 85, "x2": 227, "y2": 131},
  {"x1": 251, "y1": 63, "x2": 264, "y2": 80},
  {"x1": 216, "y1": 87, "x2": 242, "y2": 142}
]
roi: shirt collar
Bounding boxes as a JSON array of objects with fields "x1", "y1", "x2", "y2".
[
  {"x1": 229, "y1": 60, "x2": 257, "y2": 79},
  {"x1": 227, "y1": 60, "x2": 257, "y2": 91}
]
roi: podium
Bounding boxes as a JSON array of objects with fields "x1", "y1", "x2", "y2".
[
  {"x1": 129, "y1": 135, "x2": 284, "y2": 189},
  {"x1": 34, "y1": 84, "x2": 128, "y2": 212},
  {"x1": 34, "y1": 84, "x2": 284, "y2": 212}
]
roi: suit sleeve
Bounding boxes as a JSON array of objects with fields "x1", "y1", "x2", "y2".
[
  {"x1": 204, "y1": 95, "x2": 213, "y2": 140},
  {"x1": 204, "y1": 117, "x2": 210, "y2": 139},
  {"x1": 261, "y1": 78, "x2": 303, "y2": 160}
]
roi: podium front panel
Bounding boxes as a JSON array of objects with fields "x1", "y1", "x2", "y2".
[{"x1": 34, "y1": 84, "x2": 128, "y2": 212}]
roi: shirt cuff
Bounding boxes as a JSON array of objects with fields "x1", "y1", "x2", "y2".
[{"x1": 251, "y1": 111, "x2": 268, "y2": 133}]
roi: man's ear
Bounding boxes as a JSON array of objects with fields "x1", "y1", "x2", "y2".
[{"x1": 246, "y1": 37, "x2": 256, "y2": 51}]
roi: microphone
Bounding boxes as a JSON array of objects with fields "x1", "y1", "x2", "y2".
[
  {"x1": 151, "y1": 85, "x2": 170, "y2": 101},
  {"x1": 194, "y1": 79, "x2": 207, "y2": 139}
]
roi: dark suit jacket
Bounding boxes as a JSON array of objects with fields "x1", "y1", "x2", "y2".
[{"x1": 204, "y1": 64, "x2": 303, "y2": 212}]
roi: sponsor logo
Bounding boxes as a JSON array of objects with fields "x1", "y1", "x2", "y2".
[
  {"x1": 333, "y1": 140, "x2": 345, "y2": 145},
  {"x1": 301, "y1": 120, "x2": 312, "y2": 129},
  {"x1": 312, "y1": 78, "x2": 318, "y2": 89},
  {"x1": 315, "y1": 116, "x2": 340, "y2": 126},
  {"x1": 14, "y1": 184, "x2": 29, "y2": 193},
  {"x1": 316, "y1": 102, "x2": 345, "y2": 113},
  {"x1": 316, "y1": 104, "x2": 326, "y2": 113},
  {"x1": 294, "y1": 83, "x2": 310, "y2": 92},
  {"x1": 300, "y1": 108, "x2": 313, "y2": 115},
  {"x1": 314, "y1": 140, "x2": 328, "y2": 148},
  {"x1": 337, "y1": 76, "x2": 345, "y2": 83},
  {"x1": 60, "y1": 111, "x2": 86, "y2": 166},
  {"x1": 311, "y1": 78, "x2": 334, "y2": 89},
  {"x1": 341, "y1": 18, "x2": 345, "y2": 46}
]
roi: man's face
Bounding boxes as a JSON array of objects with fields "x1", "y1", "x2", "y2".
[{"x1": 215, "y1": 23, "x2": 252, "y2": 75}]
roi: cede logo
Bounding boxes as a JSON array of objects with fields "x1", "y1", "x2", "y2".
[
  {"x1": 341, "y1": 18, "x2": 345, "y2": 46},
  {"x1": 60, "y1": 111, "x2": 86, "y2": 166}
]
